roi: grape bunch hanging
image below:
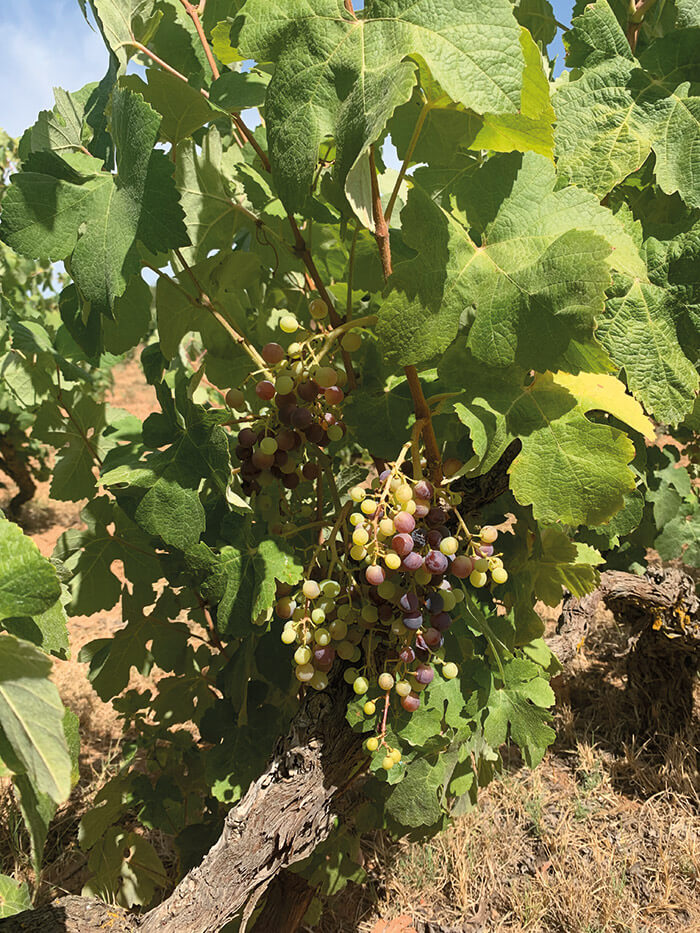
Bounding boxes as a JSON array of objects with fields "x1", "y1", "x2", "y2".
[{"x1": 275, "y1": 459, "x2": 508, "y2": 771}]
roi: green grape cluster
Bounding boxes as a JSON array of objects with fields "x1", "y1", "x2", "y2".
[{"x1": 274, "y1": 459, "x2": 509, "y2": 771}]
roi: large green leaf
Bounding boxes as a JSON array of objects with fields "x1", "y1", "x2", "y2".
[
  {"x1": 0, "y1": 517, "x2": 61, "y2": 621},
  {"x1": 0, "y1": 87, "x2": 187, "y2": 317},
  {"x1": 0, "y1": 876, "x2": 31, "y2": 919},
  {"x1": 554, "y1": 1, "x2": 700, "y2": 207},
  {"x1": 0, "y1": 635, "x2": 71, "y2": 803},
  {"x1": 121, "y1": 69, "x2": 213, "y2": 145},
  {"x1": 237, "y1": 0, "x2": 526, "y2": 210},
  {"x1": 377, "y1": 151, "x2": 644, "y2": 369}
]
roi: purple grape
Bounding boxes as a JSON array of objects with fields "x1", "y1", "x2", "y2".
[
  {"x1": 426, "y1": 592, "x2": 444, "y2": 614},
  {"x1": 325, "y1": 386, "x2": 344, "y2": 405},
  {"x1": 276, "y1": 393, "x2": 296, "y2": 409},
  {"x1": 402, "y1": 692, "x2": 421, "y2": 712},
  {"x1": 427, "y1": 529, "x2": 443, "y2": 549},
  {"x1": 238, "y1": 428, "x2": 257, "y2": 447},
  {"x1": 255, "y1": 380, "x2": 275, "y2": 401},
  {"x1": 305, "y1": 423, "x2": 325, "y2": 445},
  {"x1": 235, "y1": 445, "x2": 252, "y2": 461},
  {"x1": 399, "y1": 646, "x2": 416, "y2": 664},
  {"x1": 379, "y1": 603, "x2": 393, "y2": 622},
  {"x1": 423, "y1": 627, "x2": 442, "y2": 648},
  {"x1": 379, "y1": 469, "x2": 391, "y2": 482},
  {"x1": 277, "y1": 430, "x2": 297, "y2": 451},
  {"x1": 283, "y1": 472, "x2": 300, "y2": 489},
  {"x1": 302, "y1": 461, "x2": 320, "y2": 481},
  {"x1": 392, "y1": 533, "x2": 414, "y2": 558},
  {"x1": 277, "y1": 405, "x2": 295, "y2": 425},
  {"x1": 402, "y1": 552, "x2": 424, "y2": 572},
  {"x1": 451, "y1": 555, "x2": 473, "y2": 578},
  {"x1": 313, "y1": 646, "x2": 336, "y2": 665},
  {"x1": 414, "y1": 664, "x2": 434, "y2": 685},
  {"x1": 297, "y1": 380, "x2": 320, "y2": 402},
  {"x1": 402, "y1": 611, "x2": 423, "y2": 630},
  {"x1": 291, "y1": 407, "x2": 313, "y2": 430},
  {"x1": 478, "y1": 544, "x2": 495, "y2": 557},
  {"x1": 399, "y1": 592, "x2": 419, "y2": 613},
  {"x1": 425, "y1": 550, "x2": 449, "y2": 574},
  {"x1": 252, "y1": 450, "x2": 274, "y2": 470},
  {"x1": 414, "y1": 501, "x2": 430, "y2": 519},
  {"x1": 394, "y1": 511, "x2": 416, "y2": 534},
  {"x1": 427, "y1": 507, "x2": 447, "y2": 527},
  {"x1": 411, "y1": 528, "x2": 427, "y2": 549},
  {"x1": 431, "y1": 611, "x2": 452, "y2": 632},
  {"x1": 414, "y1": 480, "x2": 433, "y2": 500},
  {"x1": 262, "y1": 342, "x2": 285, "y2": 365}
]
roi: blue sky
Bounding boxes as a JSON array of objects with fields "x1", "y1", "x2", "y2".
[{"x1": 1, "y1": 0, "x2": 575, "y2": 139}]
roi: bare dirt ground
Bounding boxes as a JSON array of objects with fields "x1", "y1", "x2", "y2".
[{"x1": 1, "y1": 357, "x2": 698, "y2": 932}]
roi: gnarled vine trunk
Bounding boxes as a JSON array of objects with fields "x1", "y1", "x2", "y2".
[
  {"x1": 0, "y1": 682, "x2": 365, "y2": 933},
  {"x1": 554, "y1": 568, "x2": 700, "y2": 735}
]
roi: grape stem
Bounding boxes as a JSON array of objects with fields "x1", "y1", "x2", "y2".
[
  {"x1": 380, "y1": 690, "x2": 391, "y2": 741},
  {"x1": 368, "y1": 147, "x2": 443, "y2": 484}
]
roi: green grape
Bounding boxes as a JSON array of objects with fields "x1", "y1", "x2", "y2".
[
  {"x1": 259, "y1": 437, "x2": 278, "y2": 456},
  {"x1": 361, "y1": 604, "x2": 378, "y2": 623},
  {"x1": 491, "y1": 567, "x2": 508, "y2": 584},
  {"x1": 365, "y1": 736, "x2": 379, "y2": 751},
  {"x1": 302, "y1": 580, "x2": 321, "y2": 599},
  {"x1": 353, "y1": 676, "x2": 369, "y2": 695},
  {"x1": 377, "y1": 580, "x2": 395, "y2": 600},
  {"x1": 350, "y1": 486, "x2": 366, "y2": 502},
  {"x1": 341, "y1": 331, "x2": 362, "y2": 352},
  {"x1": 378, "y1": 672, "x2": 394, "y2": 691},
  {"x1": 295, "y1": 663, "x2": 315, "y2": 682},
  {"x1": 294, "y1": 646, "x2": 312, "y2": 665},
  {"x1": 360, "y1": 498, "x2": 377, "y2": 515},
  {"x1": 395, "y1": 483, "x2": 413, "y2": 503},
  {"x1": 350, "y1": 544, "x2": 367, "y2": 560},
  {"x1": 473, "y1": 557, "x2": 490, "y2": 572},
  {"x1": 390, "y1": 748, "x2": 401, "y2": 764},
  {"x1": 327, "y1": 425, "x2": 343, "y2": 442},
  {"x1": 470, "y1": 570, "x2": 488, "y2": 588},
  {"x1": 352, "y1": 527, "x2": 369, "y2": 546},
  {"x1": 385, "y1": 552, "x2": 402, "y2": 571},
  {"x1": 310, "y1": 671, "x2": 328, "y2": 690},
  {"x1": 337, "y1": 604, "x2": 352, "y2": 620},
  {"x1": 309, "y1": 298, "x2": 328, "y2": 319},
  {"x1": 281, "y1": 627, "x2": 297, "y2": 645},
  {"x1": 395, "y1": 680, "x2": 411, "y2": 697},
  {"x1": 322, "y1": 580, "x2": 341, "y2": 598},
  {"x1": 442, "y1": 662, "x2": 458, "y2": 679},
  {"x1": 280, "y1": 314, "x2": 299, "y2": 333},
  {"x1": 350, "y1": 512, "x2": 364, "y2": 526},
  {"x1": 329, "y1": 619, "x2": 348, "y2": 640},
  {"x1": 343, "y1": 667, "x2": 359, "y2": 684},
  {"x1": 311, "y1": 608, "x2": 326, "y2": 624},
  {"x1": 275, "y1": 375, "x2": 295, "y2": 396},
  {"x1": 480, "y1": 525, "x2": 498, "y2": 544},
  {"x1": 225, "y1": 387, "x2": 245, "y2": 409},
  {"x1": 337, "y1": 640, "x2": 355, "y2": 660},
  {"x1": 382, "y1": 756, "x2": 394, "y2": 770},
  {"x1": 379, "y1": 517, "x2": 395, "y2": 536},
  {"x1": 364, "y1": 700, "x2": 376, "y2": 716},
  {"x1": 440, "y1": 536, "x2": 458, "y2": 556},
  {"x1": 314, "y1": 628, "x2": 331, "y2": 646}
]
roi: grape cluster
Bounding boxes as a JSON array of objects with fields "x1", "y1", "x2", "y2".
[
  {"x1": 226, "y1": 300, "x2": 363, "y2": 495},
  {"x1": 275, "y1": 460, "x2": 508, "y2": 771}
]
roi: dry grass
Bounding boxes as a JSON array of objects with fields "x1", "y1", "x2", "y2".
[{"x1": 316, "y1": 608, "x2": 700, "y2": 933}]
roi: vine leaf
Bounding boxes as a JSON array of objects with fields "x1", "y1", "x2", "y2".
[
  {"x1": 482, "y1": 658, "x2": 555, "y2": 768},
  {"x1": 237, "y1": 0, "x2": 526, "y2": 211},
  {"x1": 0, "y1": 87, "x2": 188, "y2": 317},
  {"x1": 554, "y1": 0, "x2": 700, "y2": 207},
  {"x1": 0, "y1": 516, "x2": 61, "y2": 621},
  {"x1": 378, "y1": 151, "x2": 647, "y2": 370},
  {"x1": 0, "y1": 635, "x2": 71, "y2": 803},
  {"x1": 121, "y1": 69, "x2": 213, "y2": 145},
  {"x1": 450, "y1": 363, "x2": 651, "y2": 526},
  {"x1": 0, "y1": 876, "x2": 31, "y2": 919}
]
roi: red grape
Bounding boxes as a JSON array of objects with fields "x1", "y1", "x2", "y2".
[
  {"x1": 255, "y1": 380, "x2": 275, "y2": 400},
  {"x1": 392, "y1": 533, "x2": 414, "y2": 557},
  {"x1": 401, "y1": 692, "x2": 420, "y2": 712},
  {"x1": 366, "y1": 565, "x2": 386, "y2": 586},
  {"x1": 394, "y1": 511, "x2": 416, "y2": 533},
  {"x1": 425, "y1": 550, "x2": 449, "y2": 574},
  {"x1": 451, "y1": 555, "x2": 473, "y2": 578},
  {"x1": 262, "y1": 342, "x2": 285, "y2": 365}
]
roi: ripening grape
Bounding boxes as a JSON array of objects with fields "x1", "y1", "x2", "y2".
[
  {"x1": 470, "y1": 570, "x2": 488, "y2": 588},
  {"x1": 414, "y1": 664, "x2": 434, "y2": 685},
  {"x1": 280, "y1": 314, "x2": 299, "y2": 333},
  {"x1": 366, "y1": 565, "x2": 385, "y2": 586},
  {"x1": 480, "y1": 525, "x2": 498, "y2": 544},
  {"x1": 315, "y1": 367, "x2": 337, "y2": 389},
  {"x1": 425, "y1": 550, "x2": 449, "y2": 574},
  {"x1": 394, "y1": 511, "x2": 416, "y2": 533},
  {"x1": 353, "y1": 676, "x2": 369, "y2": 695},
  {"x1": 414, "y1": 480, "x2": 433, "y2": 500},
  {"x1": 302, "y1": 580, "x2": 321, "y2": 599},
  {"x1": 442, "y1": 662, "x2": 458, "y2": 679},
  {"x1": 392, "y1": 533, "x2": 414, "y2": 557},
  {"x1": 442, "y1": 458, "x2": 462, "y2": 477},
  {"x1": 325, "y1": 386, "x2": 344, "y2": 405},
  {"x1": 491, "y1": 567, "x2": 508, "y2": 584},
  {"x1": 395, "y1": 680, "x2": 412, "y2": 697},
  {"x1": 238, "y1": 427, "x2": 257, "y2": 447},
  {"x1": 366, "y1": 737, "x2": 379, "y2": 751},
  {"x1": 401, "y1": 692, "x2": 420, "y2": 712},
  {"x1": 403, "y1": 552, "x2": 425, "y2": 572},
  {"x1": 255, "y1": 380, "x2": 275, "y2": 401},
  {"x1": 451, "y1": 555, "x2": 473, "y2": 578},
  {"x1": 225, "y1": 387, "x2": 245, "y2": 409},
  {"x1": 262, "y1": 342, "x2": 286, "y2": 365},
  {"x1": 423, "y1": 627, "x2": 442, "y2": 648},
  {"x1": 309, "y1": 298, "x2": 328, "y2": 319},
  {"x1": 378, "y1": 672, "x2": 395, "y2": 691}
]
